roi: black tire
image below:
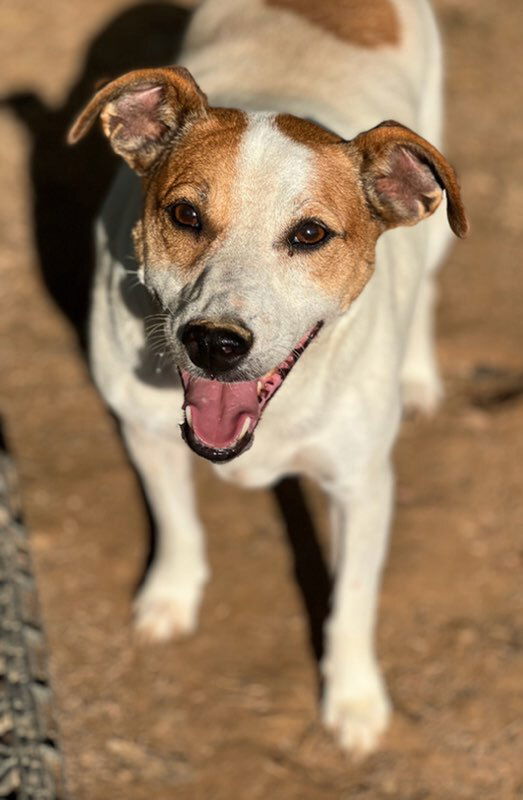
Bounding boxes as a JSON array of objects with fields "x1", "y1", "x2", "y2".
[{"x1": 0, "y1": 430, "x2": 68, "y2": 799}]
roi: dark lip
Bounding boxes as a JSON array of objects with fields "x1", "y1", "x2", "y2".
[
  {"x1": 180, "y1": 421, "x2": 254, "y2": 463},
  {"x1": 179, "y1": 320, "x2": 324, "y2": 463}
]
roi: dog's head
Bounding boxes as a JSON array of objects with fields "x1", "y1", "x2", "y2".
[{"x1": 69, "y1": 66, "x2": 467, "y2": 462}]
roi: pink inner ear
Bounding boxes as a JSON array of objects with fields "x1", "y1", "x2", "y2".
[
  {"x1": 375, "y1": 146, "x2": 441, "y2": 220},
  {"x1": 108, "y1": 85, "x2": 167, "y2": 142}
]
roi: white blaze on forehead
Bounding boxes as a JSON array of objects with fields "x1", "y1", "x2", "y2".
[
  {"x1": 232, "y1": 113, "x2": 314, "y2": 238},
  {"x1": 214, "y1": 112, "x2": 332, "y2": 368}
]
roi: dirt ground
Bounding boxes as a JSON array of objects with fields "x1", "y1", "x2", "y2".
[{"x1": 1, "y1": 1, "x2": 522, "y2": 798}]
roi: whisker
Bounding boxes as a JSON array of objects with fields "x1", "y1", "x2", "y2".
[
  {"x1": 145, "y1": 322, "x2": 167, "y2": 336},
  {"x1": 148, "y1": 342, "x2": 169, "y2": 356},
  {"x1": 146, "y1": 329, "x2": 168, "y2": 343},
  {"x1": 146, "y1": 331, "x2": 168, "y2": 343},
  {"x1": 144, "y1": 312, "x2": 169, "y2": 324}
]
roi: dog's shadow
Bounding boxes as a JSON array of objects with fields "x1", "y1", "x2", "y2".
[
  {"x1": 1, "y1": 1, "x2": 192, "y2": 350},
  {"x1": 2, "y1": 2, "x2": 332, "y2": 671},
  {"x1": 274, "y1": 478, "x2": 332, "y2": 668}
]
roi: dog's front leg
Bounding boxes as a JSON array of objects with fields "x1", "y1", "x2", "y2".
[
  {"x1": 122, "y1": 422, "x2": 209, "y2": 642},
  {"x1": 322, "y1": 458, "x2": 394, "y2": 756}
]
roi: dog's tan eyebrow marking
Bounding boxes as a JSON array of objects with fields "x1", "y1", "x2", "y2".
[
  {"x1": 141, "y1": 108, "x2": 249, "y2": 274},
  {"x1": 265, "y1": 0, "x2": 400, "y2": 48},
  {"x1": 159, "y1": 181, "x2": 210, "y2": 206},
  {"x1": 275, "y1": 114, "x2": 344, "y2": 146}
]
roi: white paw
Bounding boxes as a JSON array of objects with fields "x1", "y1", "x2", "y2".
[
  {"x1": 402, "y1": 371, "x2": 443, "y2": 416},
  {"x1": 322, "y1": 675, "x2": 391, "y2": 757},
  {"x1": 133, "y1": 568, "x2": 207, "y2": 643}
]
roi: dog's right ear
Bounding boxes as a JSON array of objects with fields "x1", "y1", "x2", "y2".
[{"x1": 67, "y1": 66, "x2": 208, "y2": 175}]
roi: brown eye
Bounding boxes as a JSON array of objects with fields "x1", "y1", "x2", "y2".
[
  {"x1": 168, "y1": 202, "x2": 201, "y2": 230},
  {"x1": 291, "y1": 220, "x2": 329, "y2": 247}
]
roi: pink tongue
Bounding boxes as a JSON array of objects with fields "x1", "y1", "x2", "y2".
[{"x1": 182, "y1": 372, "x2": 260, "y2": 450}]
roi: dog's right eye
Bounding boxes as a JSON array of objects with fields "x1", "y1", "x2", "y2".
[{"x1": 167, "y1": 202, "x2": 202, "y2": 231}]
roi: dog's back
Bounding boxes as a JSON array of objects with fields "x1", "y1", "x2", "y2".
[{"x1": 180, "y1": 0, "x2": 442, "y2": 142}]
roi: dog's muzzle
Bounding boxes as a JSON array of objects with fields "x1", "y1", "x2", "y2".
[{"x1": 178, "y1": 321, "x2": 323, "y2": 463}]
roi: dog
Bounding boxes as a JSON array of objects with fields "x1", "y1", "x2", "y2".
[{"x1": 68, "y1": 0, "x2": 467, "y2": 755}]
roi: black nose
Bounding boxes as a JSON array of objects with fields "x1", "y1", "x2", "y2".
[{"x1": 181, "y1": 321, "x2": 253, "y2": 376}]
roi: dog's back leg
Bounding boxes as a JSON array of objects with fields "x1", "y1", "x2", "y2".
[
  {"x1": 401, "y1": 1, "x2": 455, "y2": 414},
  {"x1": 122, "y1": 422, "x2": 209, "y2": 641},
  {"x1": 401, "y1": 190, "x2": 455, "y2": 414},
  {"x1": 401, "y1": 264, "x2": 444, "y2": 415}
]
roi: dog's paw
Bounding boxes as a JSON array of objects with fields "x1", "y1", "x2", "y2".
[
  {"x1": 322, "y1": 675, "x2": 391, "y2": 757},
  {"x1": 133, "y1": 570, "x2": 206, "y2": 643},
  {"x1": 402, "y1": 370, "x2": 443, "y2": 417}
]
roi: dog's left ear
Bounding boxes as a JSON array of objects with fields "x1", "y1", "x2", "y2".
[
  {"x1": 350, "y1": 120, "x2": 468, "y2": 238},
  {"x1": 67, "y1": 66, "x2": 208, "y2": 175}
]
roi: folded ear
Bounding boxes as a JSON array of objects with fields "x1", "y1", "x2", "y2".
[
  {"x1": 67, "y1": 66, "x2": 208, "y2": 175},
  {"x1": 350, "y1": 120, "x2": 468, "y2": 238}
]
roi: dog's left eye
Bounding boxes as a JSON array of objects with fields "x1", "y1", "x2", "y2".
[
  {"x1": 168, "y1": 202, "x2": 201, "y2": 230},
  {"x1": 290, "y1": 220, "x2": 330, "y2": 248}
]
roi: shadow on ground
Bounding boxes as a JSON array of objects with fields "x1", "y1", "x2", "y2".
[{"x1": 1, "y1": 2, "x2": 192, "y2": 349}]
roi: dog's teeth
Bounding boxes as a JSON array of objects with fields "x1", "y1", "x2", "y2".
[
  {"x1": 240, "y1": 417, "x2": 251, "y2": 439},
  {"x1": 257, "y1": 380, "x2": 263, "y2": 395},
  {"x1": 185, "y1": 406, "x2": 192, "y2": 426}
]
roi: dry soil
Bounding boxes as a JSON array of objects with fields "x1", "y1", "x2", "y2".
[{"x1": 0, "y1": 1, "x2": 522, "y2": 798}]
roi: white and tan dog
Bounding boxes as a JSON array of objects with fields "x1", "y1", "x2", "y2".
[{"x1": 69, "y1": 0, "x2": 467, "y2": 755}]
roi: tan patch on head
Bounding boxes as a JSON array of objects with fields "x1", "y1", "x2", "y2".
[
  {"x1": 304, "y1": 145, "x2": 379, "y2": 308},
  {"x1": 276, "y1": 114, "x2": 344, "y2": 146},
  {"x1": 138, "y1": 108, "x2": 248, "y2": 273},
  {"x1": 273, "y1": 117, "x2": 467, "y2": 311},
  {"x1": 266, "y1": 0, "x2": 400, "y2": 48},
  {"x1": 275, "y1": 116, "x2": 380, "y2": 309}
]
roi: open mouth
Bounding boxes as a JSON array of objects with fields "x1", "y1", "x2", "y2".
[{"x1": 180, "y1": 321, "x2": 323, "y2": 462}]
